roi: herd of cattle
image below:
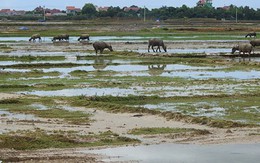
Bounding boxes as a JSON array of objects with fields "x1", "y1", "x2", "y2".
[{"x1": 29, "y1": 32, "x2": 260, "y2": 56}]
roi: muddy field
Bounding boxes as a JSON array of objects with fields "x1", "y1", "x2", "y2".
[{"x1": 0, "y1": 25, "x2": 260, "y2": 162}]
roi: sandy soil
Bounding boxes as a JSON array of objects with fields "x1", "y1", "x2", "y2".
[
  {"x1": 1, "y1": 93, "x2": 260, "y2": 162},
  {"x1": 0, "y1": 93, "x2": 22, "y2": 100}
]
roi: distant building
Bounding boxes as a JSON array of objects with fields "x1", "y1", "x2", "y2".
[
  {"x1": 98, "y1": 7, "x2": 109, "y2": 12},
  {"x1": 0, "y1": 9, "x2": 26, "y2": 16},
  {"x1": 216, "y1": 6, "x2": 230, "y2": 10},
  {"x1": 52, "y1": 13, "x2": 67, "y2": 16},
  {"x1": 0, "y1": 9, "x2": 12, "y2": 16},
  {"x1": 222, "y1": 6, "x2": 230, "y2": 10},
  {"x1": 197, "y1": 0, "x2": 213, "y2": 8},
  {"x1": 49, "y1": 9, "x2": 62, "y2": 14},
  {"x1": 123, "y1": 6, "x2": 140, "y2": 12},
  {"x1": 66, "y1": 6, "x2": 81, "y2": 15},
  {"x1": 34, "y1": 6, "x2": 44, "y2": 13}
]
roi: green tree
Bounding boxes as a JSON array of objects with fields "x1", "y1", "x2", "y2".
[{"x1": 82, "y1": 3, "x2": 97, "y2": 18}]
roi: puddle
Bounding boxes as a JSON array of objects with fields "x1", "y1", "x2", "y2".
[
  {"x1": 0, "y1": 57, "x2": 140, "y2": 66},
  {"x1": 19, "y1": 85, "x2": 214, "y2": 97},
  {"x1": 31, "y1": 103, "x2": 49, "y2": 110},
  {"x1": 59, "y1": 105, "x2": 77, "y2": 111},
  {"x1": 0, "y1": 110, "x2": 37, "y2": 120},
  {"x1": 3, "y1": 57, "x2": 260, "y2": 80},
  {"x1": 150, "y1": 70, "x2": 260, "y2": 79},
  {"x1": 133, "y1": 103, "x2": 225, "y2": 117},
  {"x1": 20, "y1": 63, "x2": 259, "y2": 80},
  {"x1": 194, "y1": 107, "x2": 226, "y2": 117},
  {"x1": 0, "y1": 51, "x2": 86, "y2": 57},
  {"x1": 20, "y1": 87, "x2": 137, "y2": 97},
  {"x1": 244, "y1": 106, "x2": 260, "y2": 113},
  {"x1": 31, "y1": 103, "x2": 78, "y2": 112},
  {"x1": 82, "y1": 143, "x2": 260, "y2": 163},
  {"x1": 19, "y1": 82, "x2": 257, "y2": 97}
]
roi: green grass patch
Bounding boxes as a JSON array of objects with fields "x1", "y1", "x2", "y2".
[
  {"x1": 68, "y1": 95, "x2": 257, "y2": 128},
  {"x1": 0, "y1": 97, "x2": 90, "y2": 125},
  {"x1": 0, "y1": 99, "x2": 21, "y2": 104},
  {"x1": 128, "y1": 127, "x2": 209, "y2": 135},
  {"x1": 0, "y1": 129, "x2": 140, "y2": 150},
  {"x1": 0, "y1": 55, "x2": 65, "y2": 62},
  {"x1": 3, "y1": 63, "x2": 85, "y2": 69},
  {"x1": 0, "y1": 44, "x2": 13, "y2": 51}
]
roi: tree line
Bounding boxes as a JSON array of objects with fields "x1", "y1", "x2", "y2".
[
  {"x1": 1, "y1": 3, "x2": 260, "y2": 21},
  {"x1": 80, "y1": 3, "x2": 260, "y2": 20}
]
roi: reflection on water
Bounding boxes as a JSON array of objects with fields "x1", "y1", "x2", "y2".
[
  {"x1": 83, "y1": 143, "x2": 260, "y2": 163},
  {"x1": 92, "y1": 57, "x2": 112, "y2": 70},
  {"x1": 2, "y1": 60, "x2": 260, "y2": 80},
  {"x1": 148, "y1": 65, "x2": 166, "y2": 76}
]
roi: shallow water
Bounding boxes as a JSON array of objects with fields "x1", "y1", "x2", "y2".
[
  {"x1": 0, "y1": 36, "x2": 246, "y2": 43},
  {"x1": 83, "y1": 143, "x2": 260, "y2": 163},
  {"x1": 2, "y1": 56, "x2": 259, "y2": 80},
  {"x1": 0, "y1": 36, "x2": 147, "y2": 43},
  {"x1": 134, "y1": 102, "x2": 226, "y2": 118},
  {"x1": 31, "y1": 103, "x2": 49, "y2": 110},
  {"x1": 19, "y1": 82, "x2": 257, "y2": 97},
  {"x1": 0, "y1": 51, "x2": 86, "y2": 57},
  {"x1": 138, "y1": 48, "x2": 231, "y2": 54},
  {"x1": 20, "y1": 87, "x2": 136, "y2": 97},
  {"x1": 0, "y1": 110, "x2": 37, "y2": 120}
]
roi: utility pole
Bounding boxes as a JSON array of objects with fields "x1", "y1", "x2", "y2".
[
  {"x1": 144, "y1": 6, "x2": 146, "y2": 22},
  {"x1": 43, "y1": 5, "x2": 46, "y2": 21},
  {"x1": 235, "y1": 7, "x2": 238, "y2": 23}
]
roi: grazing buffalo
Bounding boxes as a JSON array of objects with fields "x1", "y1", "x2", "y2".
[
  {"x1": 78, "y1": 34, "x2": 90, "y2": 41},
  {"x1": 249, "y1": 39, "x2": 260, "y2": 47},
  {"x1": 245, "y1": 32, "x2": 256, "y2": 38},
  {"x1": 93, "y1": 41, "x2": 113, "y2": 54},
  {"x1": 231, "y1": 44, "x2": 253, "y2": 57},
  {"x1": 148, "y1": 38, "x2": 167, "y2": 52},
  {"x1": 29, "y1": 34, "x2": 41, "y2": 42},
  {"x1": 52, "y1": 34, "x2": 69, "y2": 42}
]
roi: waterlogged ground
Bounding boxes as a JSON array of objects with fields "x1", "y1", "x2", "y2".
[{"x1": 0, "y1": 37, "x2": 260, "y2": 162}]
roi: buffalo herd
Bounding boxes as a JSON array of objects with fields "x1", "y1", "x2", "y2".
[{"x1": 29, "y1": 32, "x2": 259, "y2": 56}]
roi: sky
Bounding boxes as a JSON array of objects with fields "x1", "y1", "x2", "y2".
[{"x1": 1, "y1": 0, "x2": 259, "y2": 10}]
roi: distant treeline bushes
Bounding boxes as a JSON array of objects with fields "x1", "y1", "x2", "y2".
[{"x1": 1, "y1": 4, "x2": 260, "y2": 21}]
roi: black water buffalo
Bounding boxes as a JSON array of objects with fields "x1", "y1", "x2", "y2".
[
  {"x1": 231, "y1": 44, "x2": 253, "y2": 56},
  {"x1": 249, "y1": 39, "x2": 260, "y2": 47},
  {"x1": 29, "y1": 34, "x2": 41, "y2": 42},
  {"x1": 78, "y1": 34, "x2": 90, "y2": 41},
  {"x1": 245, "y1": 32, "x2": 256, "y2": 38},
  {"x1": 93, "y1": 41, "x2": 113, "y2": 54},
  {"x1": 52, "y1": 34, "x2": 69, "y2": 42},
  {"x1": 148, "y1": 38, "x2": 167, "y2": 52}
]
